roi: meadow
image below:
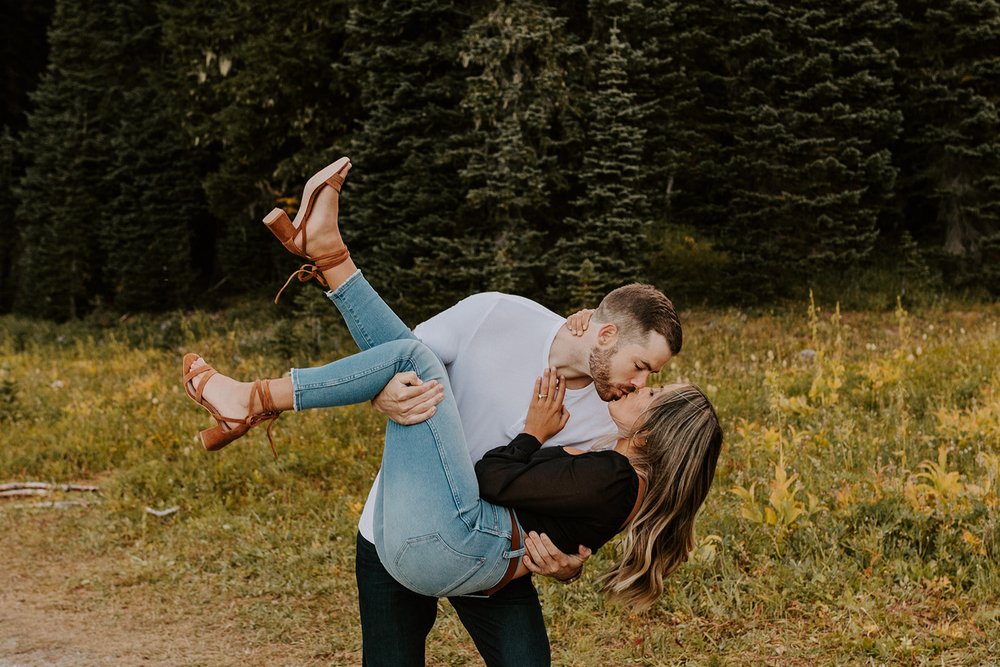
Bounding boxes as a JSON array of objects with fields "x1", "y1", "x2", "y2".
[{"x1": 1, "y1": 292, "x2": 998, "y2": 666}]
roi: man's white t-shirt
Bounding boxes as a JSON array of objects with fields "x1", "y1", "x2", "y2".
[{"x1": 357, "y1": 292, "x2": 618, "y2": 543}]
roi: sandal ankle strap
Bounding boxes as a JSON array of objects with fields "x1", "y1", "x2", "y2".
[
  {"x1": 273, "y1": 247, "x2": 351, "y2": 303},
  {"x1": 248, "y1": 379, "x2": 282, "y2": 459}
]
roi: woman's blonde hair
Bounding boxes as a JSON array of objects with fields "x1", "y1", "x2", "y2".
[{"x1": 598, "y1": 384, "x2": 722, "y2": 609}]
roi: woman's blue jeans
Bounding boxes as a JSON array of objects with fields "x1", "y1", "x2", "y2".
[{"x1": 291, "y1": 273, "x2": 520, "y2": 597}]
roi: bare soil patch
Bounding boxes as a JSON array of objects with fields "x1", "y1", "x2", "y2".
[{"x1": 0, "y1": 506, "x2": 336, "y2": 667}]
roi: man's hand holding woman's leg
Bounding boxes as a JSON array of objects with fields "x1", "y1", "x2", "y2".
[{"x1": 371, "y1": 371, "x2": 445, "y2": 425}]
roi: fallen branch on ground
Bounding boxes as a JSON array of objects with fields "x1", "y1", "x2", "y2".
[
  {"x1": 6, "y1": 499, "x2": 93, "y2": 510},
  {"x1": 0, "y1": 481, "x2": 100, "y2": 494},
  {"x1": 1, "y1": 488, "x2": 51, "y2": 497}
]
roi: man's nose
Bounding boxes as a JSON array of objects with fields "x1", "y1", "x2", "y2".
[{"x1": 631, "y1": 371, "x2": 650, "y2": 387}]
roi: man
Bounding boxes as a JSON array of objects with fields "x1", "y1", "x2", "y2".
[{"x1": 357, "y1": 282, "x2": 682, "y2": 666}]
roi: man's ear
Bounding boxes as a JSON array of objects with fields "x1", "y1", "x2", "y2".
[{"x1": 596, "y1": 323, "x2": 618, "y2": 347}]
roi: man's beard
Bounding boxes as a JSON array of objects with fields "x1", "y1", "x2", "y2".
[{"x1": 589, "y1": 344, "x2": 625, "y2": 401}]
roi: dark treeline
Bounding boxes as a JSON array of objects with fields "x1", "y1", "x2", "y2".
[{"x1": 1, "y1": 0, "x2": 998, "y2": 321}]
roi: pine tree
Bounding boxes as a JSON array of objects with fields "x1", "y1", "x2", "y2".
[
  {"x1": 458, "y1": 0, "x2": 582, "y2": 301},
  {"x1": 587, "y1": 0, "x2": 697, "y2": 222},
  {"x1": 344, "y1": 0, "x2": 479, "y2": 319},
  {"x1": 81, "y1": 1, "x2": 203, "y2": 311},
  {"x1": 13, "y1": 1, "x2": 208, "y2": 316},
  {"x1": 896, "y1": 0, "x2": 1000, "y2": 267},
  {"x1": 0, "y1": 128, "x2": 19, "y2": 310},
  {"x1": 599, "y1": 0, "x2": 726, "y2": 299},
  {"x1": 105, "y1": 86, "x2": 202, "y2": 310},
  {"x1": 14, "y1": 0, "x2": 118, "y2": 319},
  {"x1": 551, "y1": 23, "x2": 648, "y2": 308},
  {"x1": 659, "y1": 0, "x2": 900, "y2": 298},
  {"x1": 158, "y1": 0, "x2": 355, "y2": 296}
]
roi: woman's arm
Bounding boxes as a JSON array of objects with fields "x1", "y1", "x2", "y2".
[
  {"x1": 475, "y1": 442, "x2": 634, "y2": 515},
  {"x1": 477, "y1": 368, "x2": 633, "y2": 513}
]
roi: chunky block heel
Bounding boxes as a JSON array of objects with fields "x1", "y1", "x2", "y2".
[
  {"x1": 182, "y1": 353, "x2": 282, "y2": 458},
  {"x1": 264, "y1": 208, "x2": 303, "y2": 259},
  {"x1": 263, "y1": 156, "x2": 352, "y2": 301}
]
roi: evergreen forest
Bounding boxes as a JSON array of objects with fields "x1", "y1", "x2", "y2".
[{"x1": 2, "y1": 0, "x2": 999, "y2": 322}]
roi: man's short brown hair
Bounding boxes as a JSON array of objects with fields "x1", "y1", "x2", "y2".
[{"x1": 592, "y1": 283, "x2": 682, "y2": 355}]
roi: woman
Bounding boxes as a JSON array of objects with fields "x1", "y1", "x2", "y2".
[{"x1": 182, "y1": 158, "x2": 722, "y2": 607}]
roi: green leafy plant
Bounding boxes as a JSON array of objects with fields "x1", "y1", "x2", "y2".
[
  {"x1": 906, "y1": 446, "x2": 977, "y2": 516},
  {"x1": 731, "y1": 458, "x2": 822, "y2": 542}
]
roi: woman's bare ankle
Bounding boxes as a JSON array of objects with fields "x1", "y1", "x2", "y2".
[{"x1": 198, "y1": 370, "x2": 253, "y2": 423}]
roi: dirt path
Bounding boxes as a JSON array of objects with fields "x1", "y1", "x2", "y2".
[
  {"x1": 0, "y1": 508, "x2": 308, "y2": 667},
  {"x1": 0, "y1": 576, "x2": 255, "y2": 667}
]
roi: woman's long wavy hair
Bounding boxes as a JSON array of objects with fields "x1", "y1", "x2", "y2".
[{"x1": 599, "y1": 384, "x2": 723, "y2": 609}]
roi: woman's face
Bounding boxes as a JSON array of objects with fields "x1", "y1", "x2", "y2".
[{"x1": 607, "y1": 384, "x2": 678, "y2": 431}]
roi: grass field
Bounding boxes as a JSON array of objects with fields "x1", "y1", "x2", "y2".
[{"x1": 2, "y1": 293, "x2": 999, "y2": 665}]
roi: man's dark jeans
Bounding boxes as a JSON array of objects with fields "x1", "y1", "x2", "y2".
[{"x1": 356, "y1": 533, "x2": 550, "y2": 666}]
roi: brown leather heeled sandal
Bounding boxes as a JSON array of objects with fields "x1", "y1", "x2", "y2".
[
  {"x1": 182, "y1": 353, "x2": 282, "y2": 459},
  {"x1": 264, "y1": 156, "x2": 352, "y2": 302}
]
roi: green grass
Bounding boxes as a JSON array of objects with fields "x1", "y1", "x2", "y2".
[{"x1": 2, "y1": 294, "x2": 999, "y2": 665}]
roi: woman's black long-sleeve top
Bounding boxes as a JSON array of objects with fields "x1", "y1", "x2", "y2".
[{"x1": 474, "y1": 433, "x2": 640, "y2": 555}]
